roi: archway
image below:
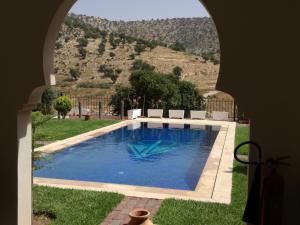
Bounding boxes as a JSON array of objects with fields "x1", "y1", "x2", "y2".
[{"x1": 21, "y1": 0, "x2": 231, "y2": 224}]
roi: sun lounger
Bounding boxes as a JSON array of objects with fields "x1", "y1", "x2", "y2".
[
  {"x1": 169, "y1": 110, "x2": 185, "y2": 119},
  {"x1": 212, "y1": 111, "x2": 229, "y2": 121},
  {"x1": 128, "y1": 109, "x2": 141, "y2": 120},
  {"x1": 190, "y1": 110, "x2": 206, "y2": 120},
  {"x1": 147, "y1": 109, "x2": 163, "y2": 118}
]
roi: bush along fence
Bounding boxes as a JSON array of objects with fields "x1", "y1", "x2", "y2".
[{"x1": 67, "y1": 95, "x2": 245, "y2": 122}]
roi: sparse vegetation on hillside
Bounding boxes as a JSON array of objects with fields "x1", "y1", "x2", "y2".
[
  {"x1": 53, "y1": 14, "x2": 220, "y2": 96},
  {"x1": 68, "y1": 14, "x2": 219, "y2": 56}
]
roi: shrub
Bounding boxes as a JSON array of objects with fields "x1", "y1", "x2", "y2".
[
  {"x1": 170, "y1": 41, "x2": 186, "y2": 52},
  {"x1": 77, "y1": 37, "x2": 88, "y2": 47},
  {"x1": 78, "y1": 47, "x2": 87, "y2": 59},
  {"x1": 129, "y1": 54, "x2": 135, "y2": 60},
  {"x1": 54, "y1": 96, "x2": 72, "y2": 119},
  {"x1": 202, "y1": 51, "x2": 220, "y2": 64},
  {"x1": 64, "y1": 36, "x2": 70, "y2": 43},
  {"x1": 173, "y1": 66, "x2": 183, "y2": 78},
  {"x1": 31, "y1": 111, "x2": 52, "y2": 148},
  {"x1": 116, "y1": 69, "x2": 122, "y2": 74},
  {"x1": 131, "y1": 60, "x2": 155, "y2": 71},
  {"x1": 109, "y1": 33, "x2": 118, "y2": 49},
  {"x1": 134, "y1": 43, "x2": 147, "y2": 55},
  {"x1": 98, "y1": 64, "x2": 107, "y2": 73},
  {"x1": 84, "y1": 28, "x2": 99, "y2": 39},
  {"x1": 98, "y1": 42, "x2": 105, "y2": 55},
  {"x1": 55, "y1": 41, "x2": 63, "y2": 50},
  {"x1": 70, "y1": 68, "x2": 80, "y2": 80},
  {"x1": 76, "y1": 82, "x2": 112, "y2": 89},
  {"x1": 110, "y1": 52, "x2": 116, "y2": 58},
  {"x1": 37, "y1": 87, "x2": 57, "y2": 115}
]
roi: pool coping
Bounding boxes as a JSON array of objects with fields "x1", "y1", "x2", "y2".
[{"x1": 34, "y1": 118, "x2": 236, "y2": 204}]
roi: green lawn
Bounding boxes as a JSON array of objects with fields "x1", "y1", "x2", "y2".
[
  {"x1": 33, "y1": 186, "x2": 124, "y2": 225},
  {"x1": 153, "y1": 125, "x2": 250, "y2": 225},
  {"x1": 235, "y1": 126, "x2": 250, "y2": 155},
  {"x1": 34, "y1": 119, "x2": 119, "y2": 141}
]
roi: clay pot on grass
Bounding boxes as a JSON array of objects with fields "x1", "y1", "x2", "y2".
[{"x1": 128, "y1": 209, "x2": 151, "y2": 225}]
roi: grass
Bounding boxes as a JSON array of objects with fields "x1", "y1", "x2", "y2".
[
  {"x1": 235, "y1": 126, "x2": 250, "y2": 155},
  {"x1": 33, "y1": 186, "x2": 124, "y2": 225},
  {"x1": 153, "y1": 126, "x2": 250, "y2": 225},
  {"x1": 34, "y1": 119, "x2": 119, "y2": 141}
]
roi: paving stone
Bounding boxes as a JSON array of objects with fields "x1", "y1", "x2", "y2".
[
  {"x1": 109, "y1": 220, "x2": 122, "y2": 225},
  {"x1": 100, "y1": 197, "x2": 161, "y2": 225}
]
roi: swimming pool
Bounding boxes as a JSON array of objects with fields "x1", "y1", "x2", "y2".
[{"x1": 34, "y1": 122, "x2": 220, "y2": 191}]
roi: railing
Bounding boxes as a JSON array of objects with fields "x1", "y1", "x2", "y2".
[
  {"x1": 68, "y1": 96, "x2": 114, "y2": 118},
  {"x1": 67, "y1": 95, "x2": 240, "y2": 121},
  {"x1": 205, "y1": 97, "x2": 237, "y2": 121}
]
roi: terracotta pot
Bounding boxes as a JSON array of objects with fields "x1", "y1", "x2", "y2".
[
  {"x1": 84, "y1": 115, "x2": 91, "y2": 121},
  {"x1": 128, "y1": 209, "x2": 150, "y2": 225}
]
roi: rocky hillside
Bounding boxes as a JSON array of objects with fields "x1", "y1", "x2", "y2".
[
  {"x1": 54, "y1": 14, "x2": 220, "y2": 96},
  {"x1": 67, "y1": 13, "x2": 219, "y2": 56}
]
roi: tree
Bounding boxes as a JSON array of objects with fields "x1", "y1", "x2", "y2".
[
  {"x1": 110, "y1": 52, "x2": 116, "y2": 58},
  {"x1": 173, "y1": 66, "x2": 183, "y2": 78},
  {"x1": 37, "y1": 87, "x2": 57, "y2": 115},
  {"x1": 77, "y1": 37, "x2": 88, "y2": 47},
  {"x1": 178, "y1": 81, "x2": 205, "y2": 112},
  {"x1": 55, "y1": 41, "x2": 63, "y2": 50},
  {"x1": 131, "y1": 60, "x2": 155, "y2": 71},
  {"x1": 98, "y1": 42, "x2": 105, "y2": 55},
  {"x1": 134, "y1": 43, "x2": 147, "y2": 55},
  {"x1": 129, "y1": 70, "x2": 181, "y2": 109},
  {"x1": 110, "y1": 85, "x2": 135, "y2": 115},
  {"x1": 170, "y1": 41, "x2": 186, "y2": 52},
  {"x1": 116, "y1": 69, "x2": 122, "y2": 74},
  {"x1": 70, "y1": 68, "x2": 80, "y2": 80},
  {"x1": 54, "y1": 96, "x2": 72, "y2": 119},
  {"x1": 109, "y1": 33, "x2": 117, "y2": 49},
  {"x1": 32, "y1": 111, "x2": 52, "y2": 148},
  {"x1": 78, "y1": 47, "x2": 87, "y2": 59}
]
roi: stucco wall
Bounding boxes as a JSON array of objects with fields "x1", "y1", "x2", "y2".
[{"x1": 0, "y1": 0, "x2": 299, "y2": 224}]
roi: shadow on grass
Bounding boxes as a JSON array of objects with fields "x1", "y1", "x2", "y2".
[
  {"x1": 33, "y1": 211, "x2": 56, "y2": 220},
  {"x1": 233, "y1": 164, "x2": 247, "y2": 175}
]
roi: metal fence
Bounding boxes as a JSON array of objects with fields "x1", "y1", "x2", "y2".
[
  {"x1": 68, "y1": 96, "x2": 114, "y2": 118},
  {"x1": 67, "y1": 95, "x2": 239, "y2": 121},
  {"x1": 205, "y1": 98, "x2": 237, "y2": 121}
]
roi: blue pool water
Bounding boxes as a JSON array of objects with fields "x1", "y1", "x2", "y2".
[{"x1": 34, "y1": 122, "x2": 220, "y2": 190}]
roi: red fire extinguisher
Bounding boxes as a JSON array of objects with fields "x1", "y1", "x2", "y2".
[{"x1": 234, "y1": 142, "x2": 289, "y2": 225}]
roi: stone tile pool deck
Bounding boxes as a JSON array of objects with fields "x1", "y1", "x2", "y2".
[{"x1": 34, "y1": 118, "x2": 236, "y2": 204}]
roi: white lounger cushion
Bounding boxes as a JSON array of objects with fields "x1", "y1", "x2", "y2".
[
  {"x1": 128, "y1": 109, "x2": 141, "y2": 120},
  {"x1": 190, "y1": 110, "x2": 206, "y2": 120},
  {"x1": 169, "y1": 110, "x2": 185, "y2": 119},
  {"x1": 212, "y1": 111, "x2": 229, "y2": 121},
  {"x1": 148, "y1": 109, "x2": 163, "y2": 118}
]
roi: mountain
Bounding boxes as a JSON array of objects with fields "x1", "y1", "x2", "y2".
[
  {"x1": 69, "y1": 13, "x2": 219, "y2": 56},
  {"x1": 53, "y1": 14, "x2": 220, "y2": 97}
]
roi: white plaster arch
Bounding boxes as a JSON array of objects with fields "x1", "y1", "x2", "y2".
[{"x1": 18, "y1": 1, "x2": 223, "y2": 225}]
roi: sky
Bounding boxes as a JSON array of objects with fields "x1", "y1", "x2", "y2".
[{"x1": 70, "y1": 0, "x2": 209, "y2": 21}]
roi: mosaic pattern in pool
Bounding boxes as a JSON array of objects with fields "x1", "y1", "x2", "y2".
[{"x1": 34, "y1": 122, "x2": 220, "y2": 190}]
